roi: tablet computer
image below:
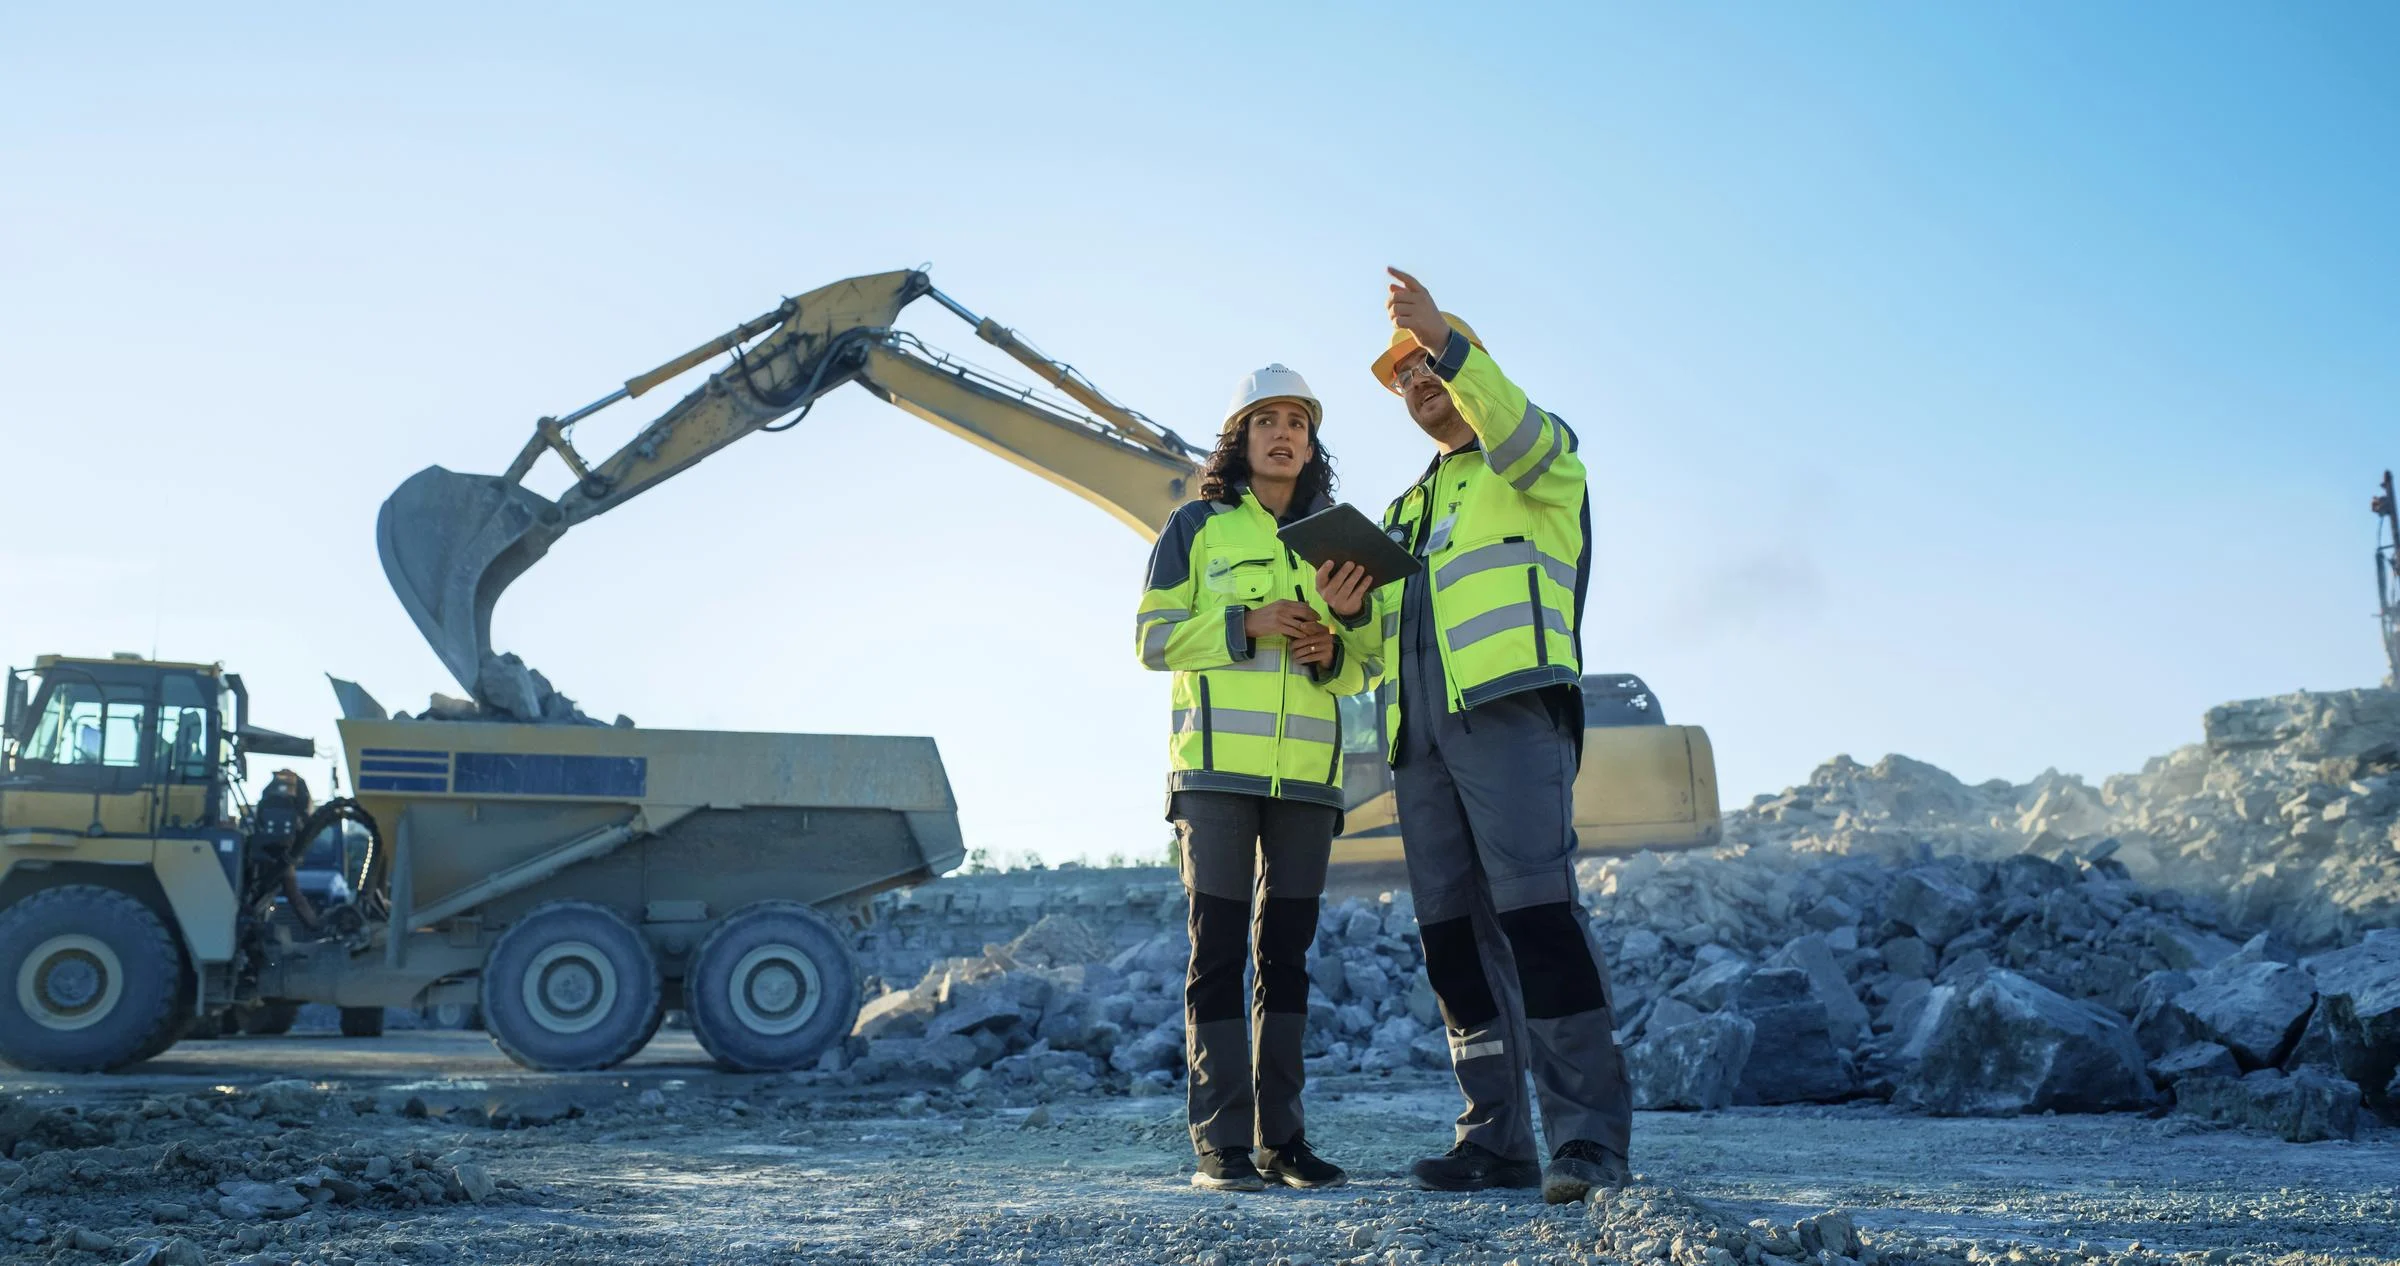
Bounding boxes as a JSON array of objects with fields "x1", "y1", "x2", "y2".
[{"x1": 1276, "y1": 503, "x2": 1423, "y2": 589}]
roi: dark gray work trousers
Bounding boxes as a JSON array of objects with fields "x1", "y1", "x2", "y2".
[
  {"x1": 1394, "y1": 653, "x2": 1632, "y2": 1164},
  {"x1": 1171, "y1": 789, "x2": 1335, "y2": 1155}
]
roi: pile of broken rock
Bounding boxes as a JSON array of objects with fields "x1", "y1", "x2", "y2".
[
  {"x1": 848, "y1": 900, "x2": 1447, "y2": 1099},
  {"x1": 842, "y1": 685, "x2": 2400, "y2": 1142},
  {"x1": 1589, "y1": 846, "x2": 2399, "y2": 1141},
  {"x1": 1722, "y1": 687, "x2": 2400, "y2": 947},
  {"x1": 849, "y1": 862, "x2": 2399, "y2": 1143}
]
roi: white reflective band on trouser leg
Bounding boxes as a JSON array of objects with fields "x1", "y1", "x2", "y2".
[{"x1": 1449, "y1": 1038, "x2": 1505, "y2": 1061}]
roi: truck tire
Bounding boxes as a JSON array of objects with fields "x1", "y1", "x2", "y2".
[
  {"x1": 241, "y1": 1001, "x2": 301, "y2": 1035},
  {"x1": 685, "y1": 901, "x2": 862, "y2": 1073},
  {"x1": 129, "y1": 1013, "x2": 191, "y2": 1063},
  {"x1": 339, "y1": 1007, "x2": 386, "y2": 1037},
  {"x1": 0, "y1": 885, "x2": 187, "y2": 1072},
  {"x1": 480, "y1": 901, "x2": 662, "y2": 1072}
]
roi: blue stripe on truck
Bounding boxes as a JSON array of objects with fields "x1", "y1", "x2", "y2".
[
  {"x1": 360, "y1": 748, "x2": 448, "y2": 759},
  {"x1": 452, "y1": 752, "x2": 648, "y2": 799},
  {"x1": 358, "y1": 775, "x2": 450, "y2": 793},
  {"x1": 361, "y1": 758, "x2": 449, "y2": 774}
]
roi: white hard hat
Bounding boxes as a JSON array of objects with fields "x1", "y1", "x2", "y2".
[{"x1": 1222, "y1": 364, "x2": 1323, "y2": 434}]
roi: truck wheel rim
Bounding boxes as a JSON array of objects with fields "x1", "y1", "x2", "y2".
[
  {"x1": 727, "y1": 943, "x2": 820, "y2": 1036},
  {"x1": 522, "y1": 940, "x2": 617, "y2": 1035},
  {"x1": 17, "y1": 934, "x2": 124, "y2": 1032}
]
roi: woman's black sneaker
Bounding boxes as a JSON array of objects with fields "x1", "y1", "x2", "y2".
[
  {"x1": 1254, "y1": 1136, "x2": 1348, "y2": 1189},
  {"x1": 1410, "y1": 1141, "x2": 1541, "y2": 1191},
  {"x1": 1542, "y1": 1138, "x2": 1630, "y2": 1204},
  {"x1": 1192, "y1": 1147, "x2": 1266, "y2": 1191}
]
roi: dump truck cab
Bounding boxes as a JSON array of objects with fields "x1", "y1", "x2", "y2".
[{"x1": 0, "y1": 654, "x2": 315, "y2": 1070}]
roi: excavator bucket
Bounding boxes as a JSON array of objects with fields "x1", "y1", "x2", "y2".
[{"x1": 375, "y1": 466, "x2": 563, "y2": 694}]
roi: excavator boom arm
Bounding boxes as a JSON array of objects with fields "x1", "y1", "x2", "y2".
[{"x1": 376, "y1": 270, "x2": 1200, "y2": 699}]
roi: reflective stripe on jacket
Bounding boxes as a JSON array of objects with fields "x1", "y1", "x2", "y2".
[
  {"x1": 1350, "y1": 332, "x2": 1590, "y2": 751},
  {"x1": 1135, "y1": 488, "x2": 1368, "y2": 808}
]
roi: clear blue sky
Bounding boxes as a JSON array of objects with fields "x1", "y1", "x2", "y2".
[{"x1": 4, "y1": 3, "x2": 2395, "y2": 863}]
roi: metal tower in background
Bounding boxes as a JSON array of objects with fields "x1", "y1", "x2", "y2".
[{"x1": 2375, "y1": 471, "x2": 2400, "y2": 687}]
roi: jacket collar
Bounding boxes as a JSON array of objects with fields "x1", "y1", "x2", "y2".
[{"x1": 1234, "y1": 481, "x2": 1329, "y2": 523}]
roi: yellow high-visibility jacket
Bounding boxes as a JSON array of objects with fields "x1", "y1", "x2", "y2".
[
  {"x1": 1135, "y1": 488, "x2": 1369, "y2": 808},
  {"x1": 1350, "y1": 332, "x2": 1589, "y2": 750}
]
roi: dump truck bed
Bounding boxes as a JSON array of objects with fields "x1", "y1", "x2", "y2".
[{"x1": 334, "y1": 718, "x2": 965, "y2": 930}]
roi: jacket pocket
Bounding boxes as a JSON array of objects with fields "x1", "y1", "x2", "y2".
[{"x1": 1204, "y1": 554, "x2": 1277, "y2": 602}]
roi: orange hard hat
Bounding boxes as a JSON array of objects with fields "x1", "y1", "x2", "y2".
[{"x1": 1371, "y1": 313, "x2": 1483, "y2": 394}]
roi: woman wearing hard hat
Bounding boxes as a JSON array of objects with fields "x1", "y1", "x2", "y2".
[{"x1": 1132, "y1": 365, "x2": 1375, "y2": 1191}]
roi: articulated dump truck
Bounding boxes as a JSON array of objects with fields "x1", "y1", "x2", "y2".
[{"x1": 0, "y1": 654, "x2": 962, "y2": 1074}]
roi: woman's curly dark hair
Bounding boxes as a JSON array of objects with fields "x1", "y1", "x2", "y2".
[{"x1": 1198, "y1": 408, "x2": 1338, "y2": 508}]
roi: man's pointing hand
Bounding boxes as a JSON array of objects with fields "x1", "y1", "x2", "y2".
[{"x1": 1386, "y1": 267, "x2": 1451, "y2": 356}]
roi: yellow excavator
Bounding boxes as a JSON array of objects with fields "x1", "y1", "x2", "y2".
[{"x1": 377, "y1": 270, "x2": 1719, "y2": 882}]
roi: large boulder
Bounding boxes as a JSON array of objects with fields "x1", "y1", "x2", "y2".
[
  {"x1": 2147, "y1": 924, "x2": 2241, "y2": 972},
  {"x1": 2173, "y1": 1067, "x2": 2362, "y2": 1143},
  {"x1": 854, "y1": 986, "x2": 937, "y2": 1040},
  {"x1": 926, "y1": 974, "x2": 1049, "y2": 1041},
  {"x1": 1880, "y1": 936, "x2": 1934, "y2": 980},
  {"x1": 1733, "y1": 968, "x2": 1854, "y2": 1105},
  {"x1": 1886, "y1": 868, "x2": 1982, "y2": 948},
  {"x1": 2282, "y1": 1003, "x2": 2339, "y2": 1072},
  {"x1": 2147, "y1": 1042, "x2": 2240, "y2": 1088},
  {"x1": 1770, "y1": 933, "x2": 1871, "y2": 1049},
  {"x1": 2169, "y1": 961, "x2": 2317, "y2": 1070},
  {"x1": 1895, "y1": 969, "x2": 2154, "y2": 1116},
  {"x1": 1627, "y1": 1014, "x2": 1756, "y2": 1110},
  {"x1": 1670, "y1": 958, "x2": 1752, "y2": 1011},
  {"x1": 2304, "y1": 932, "x2": 2400, "y2": 1118},
  {"x1": 1641, "y1": 997, "x2": 1704, "y2": 1037},
  {"x1": 2129, "y1": 970, "x2": 2197, "y2": 1058},
  {"x1": 1992, "y1": 852, "x2": 2076, "y2": 901}
]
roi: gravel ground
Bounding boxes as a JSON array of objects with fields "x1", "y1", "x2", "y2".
[{"x1": 4, "y1": 1033, "x2": 2396, "y2": 1266}]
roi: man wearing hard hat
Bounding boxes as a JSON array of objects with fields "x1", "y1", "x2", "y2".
[{"x1": 1346, "y1": 268, "x2": 1630, "y2": 1203}]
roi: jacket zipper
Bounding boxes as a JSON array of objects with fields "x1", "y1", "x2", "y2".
[
  {"x1": 1326, "y1": 696, "x2": 1343, "y2": 784},
  {"x1": 1197, "y1": 676, "x2": 1214, "y2": 772},
  {"x1": 1429, "y1": 456, "x2": 1465, "y2": 714},
  {"x1": 1258, "y1": 493, "x2": 1287, "y2": 796},
  {"x1": 1527, "y1": 566, "x2": 1548, "y2": 668}
]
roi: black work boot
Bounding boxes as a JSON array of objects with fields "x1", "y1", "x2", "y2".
[
  {"x1": 1542, "y1": 1138, "x2": 1630, "y2": 1204},
  {"x1": 1410, "y1": 1140, "x2": 1541, "y2": 1192},
  {"x1": 1254, "y1": 1135, "x2": 1347, "y2": 1189},
  {"x1": 1192, "y1": 1147, "x2": 1266, "y2": 1191}
]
